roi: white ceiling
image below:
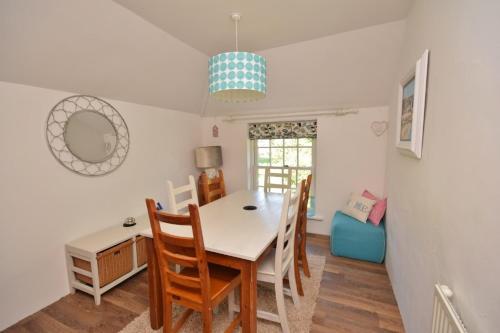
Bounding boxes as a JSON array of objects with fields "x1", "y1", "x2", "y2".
[
  {"x1": 1, "y1": 0, "x2": 412, "y2": 116},
  {"x1": 115, "y1": 0, "x2": 412, "y2": 55},
  {"x1": 0, "y1": 0, "x2": 208, "y2": 114}
]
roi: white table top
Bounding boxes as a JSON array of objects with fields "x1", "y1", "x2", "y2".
[
  {"x1": 140, "y1": 190, "x2": 284, "y2": 261},
  {"x1": 66, "y1": 215, "x2": 150, "y2": 254}
]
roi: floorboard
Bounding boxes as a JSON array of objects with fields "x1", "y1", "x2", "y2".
[{"x1": 3, "y1": 234, "x2": 404, "y2": 332}]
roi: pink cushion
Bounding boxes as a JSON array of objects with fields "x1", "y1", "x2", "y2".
[{"x1": 362, "y1": 190, "x2": 387, "y2": 226}]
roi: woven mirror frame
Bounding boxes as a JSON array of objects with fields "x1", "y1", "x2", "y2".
[{"x1": 46, "y1": 95, "x2": 130, "y2": 176}]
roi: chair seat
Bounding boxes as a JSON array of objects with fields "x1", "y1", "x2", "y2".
[{"x1": 167, "y1": 264, "x2": 241, "y2": 306}]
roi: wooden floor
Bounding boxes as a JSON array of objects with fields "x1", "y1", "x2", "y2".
[
  {"x1": 307, "y1": 235, "x2": 404, "y2": 333},
  {"x1": 4, "y1": 235, "x2": 404, "y2": 332}
]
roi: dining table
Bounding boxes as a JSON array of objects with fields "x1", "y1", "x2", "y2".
[{"x1": 140, "y1": 190, "x2": 284, "y2": 333}]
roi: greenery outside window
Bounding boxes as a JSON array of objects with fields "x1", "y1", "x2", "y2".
[{"x1": 252, "y1": 138, "x2": 316, "y2": 216}]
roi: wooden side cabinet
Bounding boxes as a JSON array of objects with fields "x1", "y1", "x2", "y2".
[{"x1": 65, "y1": 216, "x2": 149, "y2": 305}]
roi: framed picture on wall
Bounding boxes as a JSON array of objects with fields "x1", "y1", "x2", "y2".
[{"x1": 396, "y1": 49, "x2": 429, "y2": 159}]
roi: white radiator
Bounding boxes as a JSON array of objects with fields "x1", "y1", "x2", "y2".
[{"x1": 432, "y1": 284, "x2": 468, "y2": 333}]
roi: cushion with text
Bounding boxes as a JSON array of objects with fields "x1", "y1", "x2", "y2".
[{"x1": 341, "y1": 193, "x2": 376, "y2": 223}]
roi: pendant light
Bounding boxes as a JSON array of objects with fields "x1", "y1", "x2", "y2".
[{"x1": 208, "y1": 13, "x2": 267, "y2": 103}]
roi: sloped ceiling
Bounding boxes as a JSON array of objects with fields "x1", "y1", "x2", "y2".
[
  {"x1": 114, "y1": 0, "x2": 412, "y2": 55},
  {"x1": 0, "y1": 0, "x2": 208, "y2": 114},
  {"x1": 0, "y1": 0, "x2": 410, "y2": 116}
]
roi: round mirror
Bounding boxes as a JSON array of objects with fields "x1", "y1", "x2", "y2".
[
  {"x1": 64, "y1": 111, "x2": 117, "y2": 163},
  {"x1": 46, "y1": 95, "x2": 129, "y2": 176}
]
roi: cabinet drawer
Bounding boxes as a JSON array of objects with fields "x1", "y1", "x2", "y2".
[
  {"x1": 135, "y1": 236, "x2": 147, "y2": 267},
  {"x1": 73, "y1": 239, "x2": 133, "y2": 287}
]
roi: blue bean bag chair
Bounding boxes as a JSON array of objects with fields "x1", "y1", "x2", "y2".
[{"x1": 330, "y1": 211, "x2": 386, "y2": 263}]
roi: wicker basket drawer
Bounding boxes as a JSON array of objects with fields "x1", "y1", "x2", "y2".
[
  {"x1": 135, "y1": 236, "x2": 147, "y2": 267},
  {"x1": 73, "y1": 239, "x2": 133, "y2": 287}
]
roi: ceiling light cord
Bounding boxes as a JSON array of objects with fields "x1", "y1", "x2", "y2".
[
  {"x1": 234, "y1": 16, "x2": 239, "y2": 51},
  {"x1": 231, "y1": 12, "x2": 241, "y2": 52}
]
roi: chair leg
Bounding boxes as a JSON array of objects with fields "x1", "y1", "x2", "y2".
[
  {"x1": 275, "y1": 278, "x2": 290, "y2": 333},
  {"x1": 293, "y1": 236, "x2": 304, "y2": 296},
  {"x1": 288, "y1": 265, "x2": 301, "y2": 307},
  {"x1": 202, "y1": 307, "x2": 213, "y2": 333},
  {"x1": 172, "y1": 309, "x2": 193, "y2": 333},
  {"x1": 162, "y1": 294, "x2": 172, "y2": 333},
  {"x1": 300, "y1": 237, "x2": 311, "y2": 278}
]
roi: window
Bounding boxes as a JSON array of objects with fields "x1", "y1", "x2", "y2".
[
  {"x1": 251, "y1": 138, "x2": 316, "y2": 215},
  {"x1": 248, "y1": 120, "x2": 317, "y2": 216}
]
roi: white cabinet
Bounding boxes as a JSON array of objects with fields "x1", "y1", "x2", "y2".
[{"x1": 65, "y1": 215, "x2": 149, "y2": 305}]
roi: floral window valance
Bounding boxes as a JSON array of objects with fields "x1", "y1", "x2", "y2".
[{"x1": 248, "y1": 120, "x2": 317, "y2": 140}]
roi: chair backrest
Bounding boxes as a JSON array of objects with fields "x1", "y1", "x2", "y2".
[
  {"x1": 145, "y1": 198, "x2": 211, "y2": 304},
  {"x1": 298, "y1": 174, "x2": 313, "y2": 232},
  {"x1": 167, "y1": 175, "x2": 199, "y2": 214},
  {"x1": 275, "y1": 181, "x2": 302, "y2": 275},
  {"x1": 200, "y1": 169, "x2": 226, "y2": 204},
  {"x1": 263, "y1": 167, "x2": 292, "y2": 193}
]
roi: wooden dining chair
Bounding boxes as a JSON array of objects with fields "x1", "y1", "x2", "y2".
[
  {"x1": 293, "y1": 174, "x2": 313, "y2": 296},
  {"x1": 145, "y1": 198, "x2": 242, "y2": 333},
  {"x1": 229, "y1": 183, "x2": 302, "y2": 333},
  {"x1": 199, "y1": 169, "x2": 226, "y2": 205},
  {"x1": 167, "y1": 175, "x2": 199, "y2": 214},
  {"x1": 263, "y1": 167, "x2": 292, "y2": 193}
]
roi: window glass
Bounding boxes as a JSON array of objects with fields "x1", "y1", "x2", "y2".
[
  {"x1": 257, "y1": 148, "x2": 270, "y2": 166},
  {"x1": 284, "y1": 147, "x2": 298, "y2": 167},
  {"x1": 298, "y1": 138, "x2": 313, "y2": 147},
  {"x1": 271, "y1": 139, "x2": 283, "y2": 147},
  {"x1": 270, "y1": 148, "x2": 284, "y2": 166},
  {"x1": 257, "y1": 168, "x2": 265, "y2": 186},
  {"x1": 254, "y1": 139, "x2": 315, "y2": 195},
  {"x1": 298, "y1": 147, "x2": 312, "y2": 167},
  {"x1": 257, "y1": 139, "x2": 270, "y2": 147},
  {"x1": 290, "y1": 169, "x2": 298, "y2": 188},
  {"x1": 297, "y1": 169, "x2": 310, "y2": 184}
]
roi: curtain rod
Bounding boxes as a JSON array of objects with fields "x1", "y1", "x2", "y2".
[{"x1": 221, "y1": 108, "x2": 359, "y2": 122}]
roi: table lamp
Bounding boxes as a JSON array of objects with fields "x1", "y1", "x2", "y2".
[{"x1": 195, "y1": 146, "x2": 222, "y2": 179}]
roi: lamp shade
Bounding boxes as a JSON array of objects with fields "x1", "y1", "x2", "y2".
[
  {"x1": 208, "y1": 51, "x2": 266, "y2": 103},
  {"x1": 195, "y1": 146, "x2": 222, "y2": 168}
]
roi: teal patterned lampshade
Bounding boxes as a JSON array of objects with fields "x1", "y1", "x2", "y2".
[{"x1": 208, "y1": 51, "x2": 267, "y2": 103}]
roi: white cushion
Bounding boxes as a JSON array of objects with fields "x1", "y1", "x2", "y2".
[{"x1": 341, "y1": 193, "x2": 376, "y2": 223}]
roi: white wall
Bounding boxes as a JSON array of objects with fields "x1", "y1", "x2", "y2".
[
  {"x1": 205, "y1": 20, "x2": 405, "y2": 115},
  {"x1": 201, "y1": 107, "x2": 388, "y2": 235},
  {"x1": 0, "y1": 0, "x2": 208, "y2": 114},
  {"x1": 384, "y1": 1, "x2": 500, "y2": 332},
  {"x1": 0, "y1": 82, "x2": 201, "y2": 330}
]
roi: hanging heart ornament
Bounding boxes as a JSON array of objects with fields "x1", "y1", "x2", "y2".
[{"x1": 371, "y1": 121, "x2": 388, "y2": 136}]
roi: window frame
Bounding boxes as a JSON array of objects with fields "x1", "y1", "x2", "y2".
[{"x1": 250, "y1": 138, "x2": 316, "y2": 201}]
